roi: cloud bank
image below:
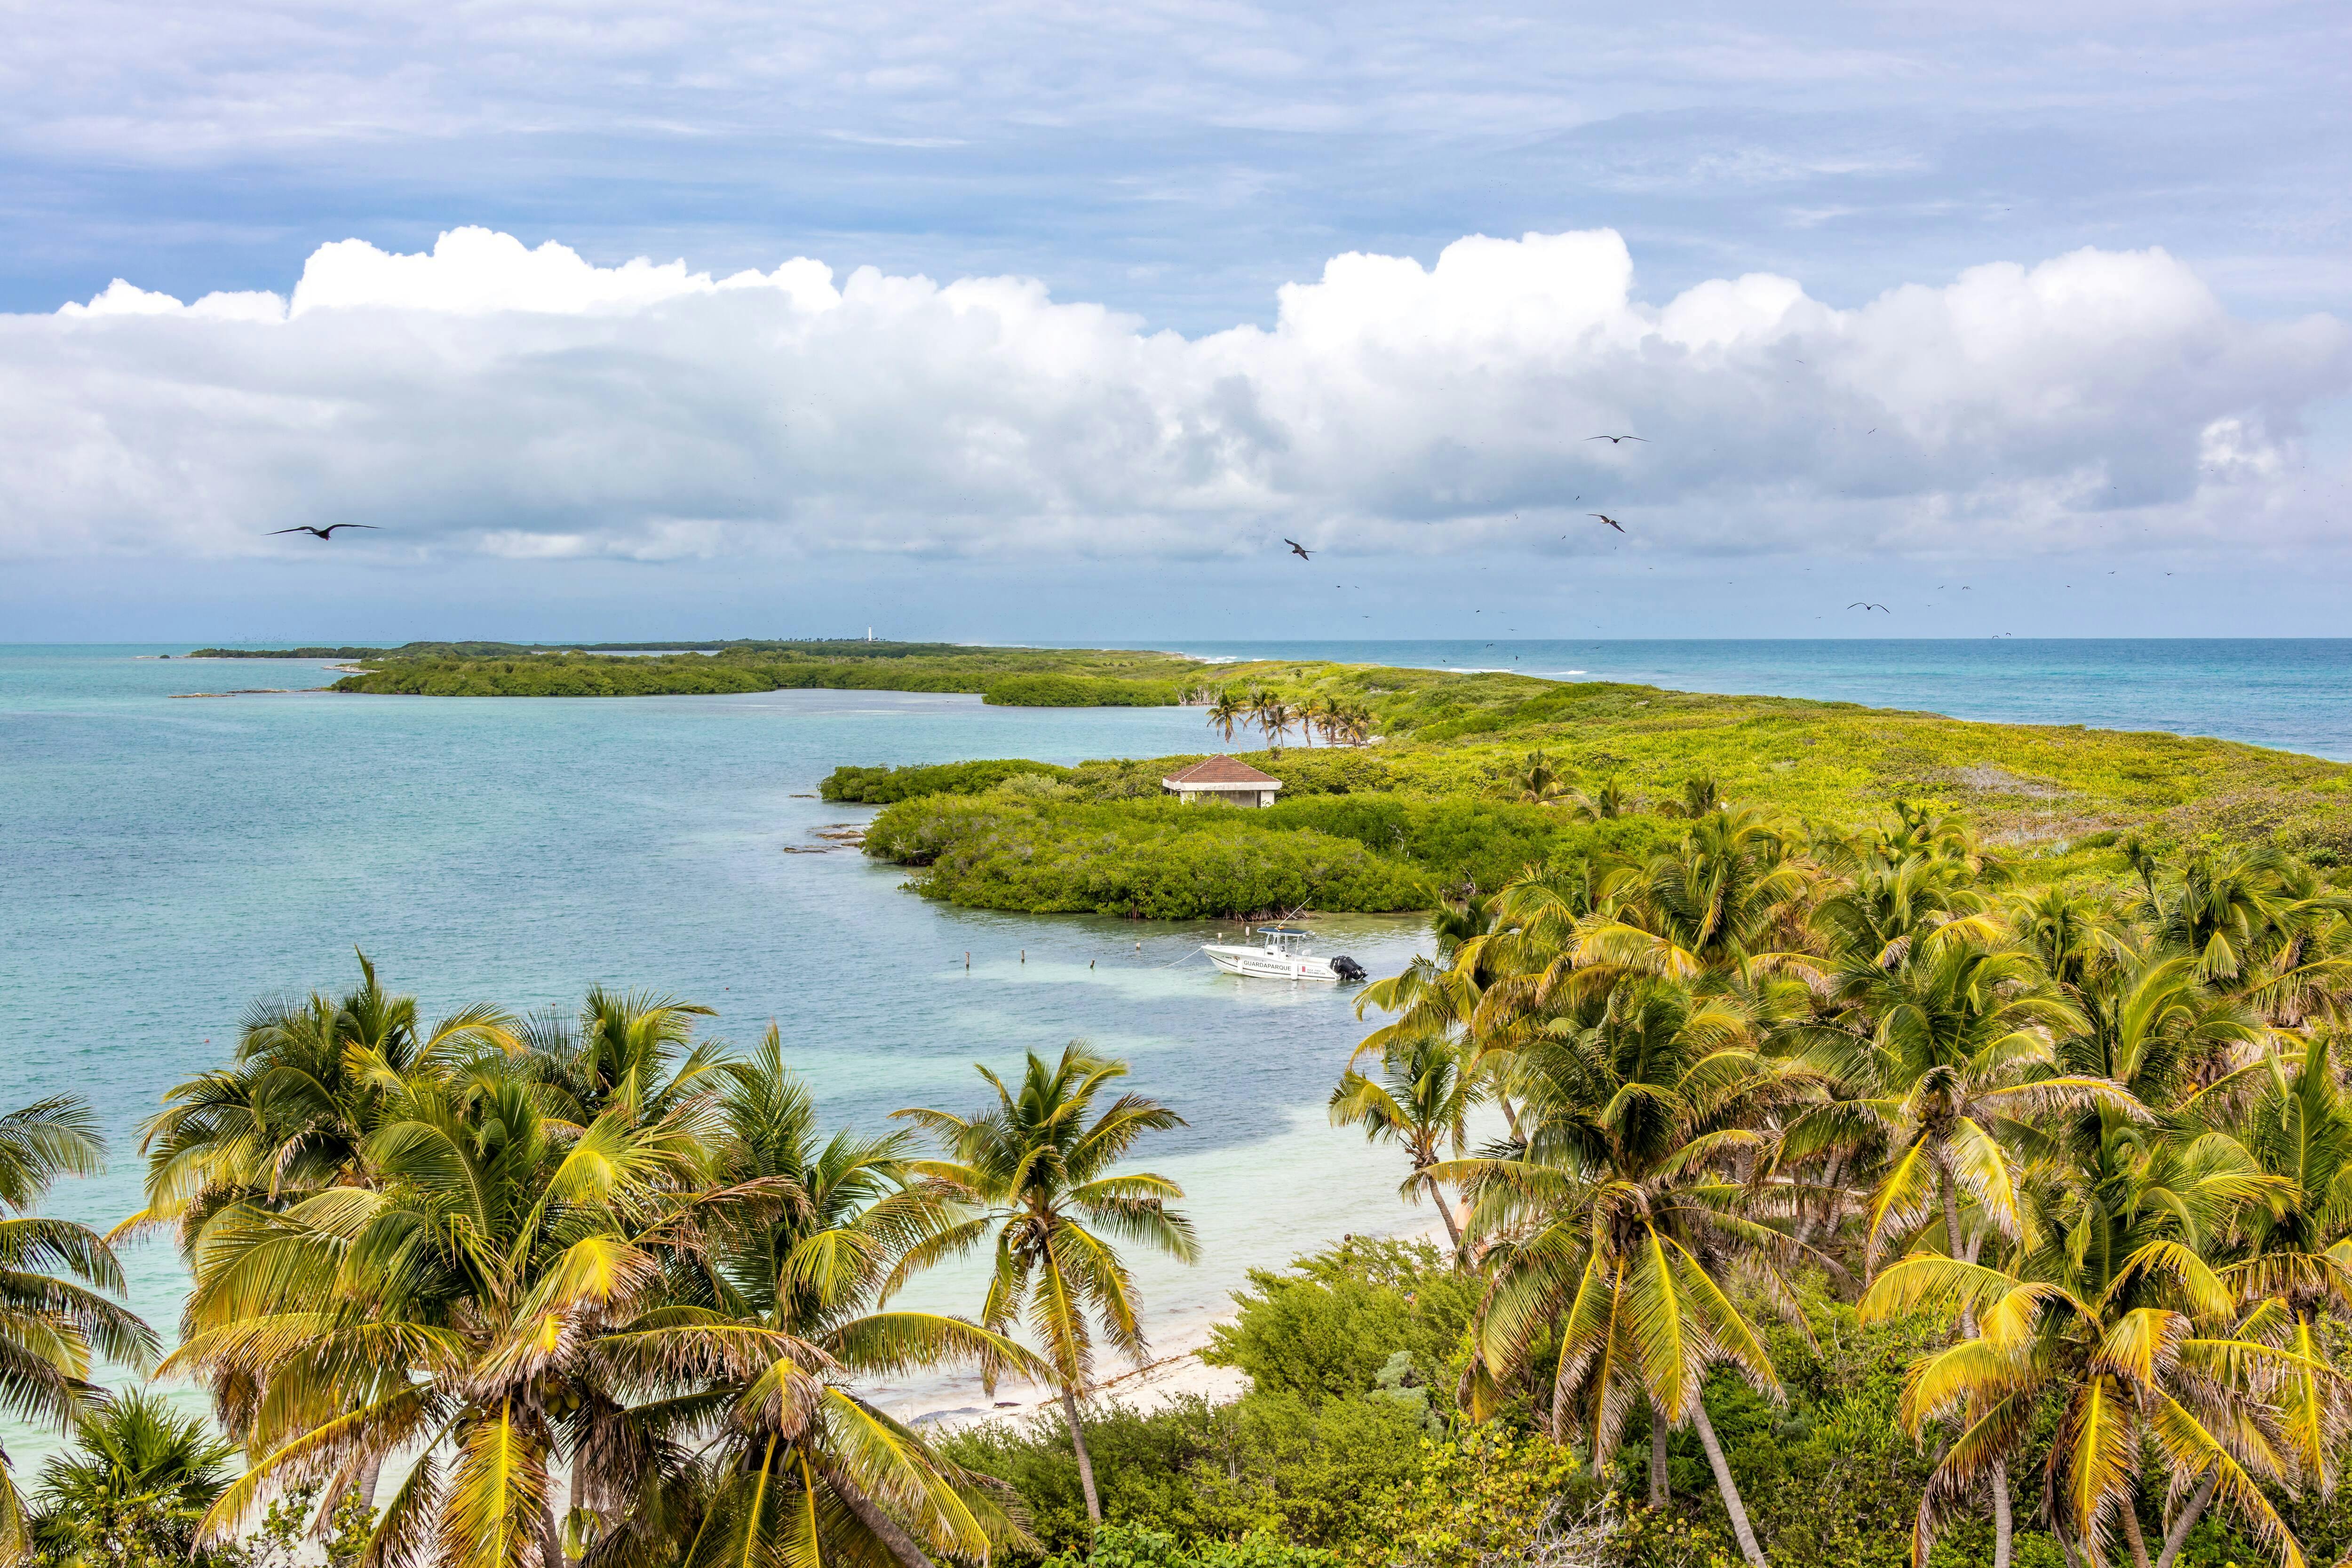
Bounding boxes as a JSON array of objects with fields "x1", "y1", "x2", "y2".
[{"x1": 5, "y1": 226, "x2": 2344, "y2": 565}]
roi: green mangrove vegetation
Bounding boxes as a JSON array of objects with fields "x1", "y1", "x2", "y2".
[
  {"x1": 322, "y1": 641, "x2": 1209, "y2": 700},
  {"x1": 832, "y1": 662, "x2": 2352, "y2": 918}
]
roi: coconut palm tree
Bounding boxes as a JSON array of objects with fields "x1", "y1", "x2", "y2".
[
  {"x1": 127, "y1": 952, "x2": 514, "y2": 1256},
  {"x1": 0, "y1": 1096, "x2": 155, "y2": 1559},
  {"x1": 1510, "y1": 751, "x2": 1568, "y2": 805},
  {"x1": 1205, "y1": 689, "x2": 1246, "y2": 745},
  {"x1": 587, "y1": 1027, "x2": 1043, "y2": 1568},
  {"x1": 1251, "y1": 693, "x2": 1294, "y2": 756},
  {"x1": 1657, "y1": 775, "x2": 1725, "y2": 819},
  {"x1": 1567, "y1": 807, "x2": 1810, "y2": 985},
  {"x1": 514, "y1": 987, "x2": 728, "y2": 1128},
  {"x1": 1864, "y1": 1126, "x2": 2313, "y2": 1568},
  {"x1": 1444, "y1": 979, "x2": 1811, "y2": 1567},
  {"x1": 173, "y1": 1070, "x2": 756, "y2": 1568},
  {"x1": 2154, "y1": 849, "x2": 2352, "y2": 1024},
  {"x1": 1295, "y1": 693, "x2": 1334, "y2": 747},
  {"x1": 2218, "y1": 1034, "x2": 2352, "y2": 1508},
  {"x1": 1806, "y1": 931, "x2": 2107, "y2": 1274},
  {"x1": 1564, "y1": 780, "x2": 1634, "y2": 820},
  {"x1": 21, "y1": 1389, "x2": 241, "y2": 1568},
  {"x1": 888, "y1": 1045, "x2": 1198, "y2": 1527},
  {"x1": 1804, "y1": 926, "x2": 2122, "y2": 1568},
  {"x1": 1329, "y1": 1036, "x2": 1480, "y2": 1258}
]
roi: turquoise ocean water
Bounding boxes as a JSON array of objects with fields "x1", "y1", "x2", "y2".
[
  {"x1": 1165, "y1": 638, "x2": 2352, "y2": 761},
  {"x1": 4, "y1": 638, "x2": 2349, "y2": 1441}
]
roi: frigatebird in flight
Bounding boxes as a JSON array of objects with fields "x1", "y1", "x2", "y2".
[
  {"x1": 1590, "y1": 514, "x2": 1626, "y2": 533},
  {"x1": 268, "y1": 525, "x2": 381, "y2": 540},
  {"x1": 1586, "y1": 434, "x2": 1648, "y2": 445},
  {"x1": 1286, "y1": 539, "x2": 1312, "y2": 560}
]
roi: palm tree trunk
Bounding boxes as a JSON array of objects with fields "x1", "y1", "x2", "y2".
[
  {"x1": 1689, "y1": 1396, "x2": 1765, "y2": 1567},
  {"x1": 1939, "y1": 1162, "x2": 1970, "y2": 1328},
  {"x1": 826, "y1": 1464, "x2": 945, "y2": 1568},
  {"x1": 1424, "y1": 1173, "x2": 1466, "y2": 1259},
  {"x1": 2153, "y1": 1471, "x2": 2217, "y2": 1568},
  {"x1": 1991, "y1": 1462, "x2": 2012, "y2": 1568},
  {"x1": 2119, "y1": 1497, "x2": 2152, "y2": 1568},
  {"x1": 1060, "y1": 1385, "x2": 1103, "y2": 1526},
  {"x1": 1937, "y1": 1161, "x2": 2010, "y2": 1568},
  {"x1": 354, "y1": 1454, "x2": 381, "y2": 1516},
  {"x1": 539, "y1": 1493, "x2": 564, "y2": 1568},
  {"x1": 1648, "y1": 1400, "x2": 1670, "y2": 1507},
  {"x1": 1795, "y1": 1150, "x2": 1842, "y2": 1246}
]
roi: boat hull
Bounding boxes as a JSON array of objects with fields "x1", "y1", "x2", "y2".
[{"x1": 1204, "y1": 944, "x2": 1343, "y2": 981}]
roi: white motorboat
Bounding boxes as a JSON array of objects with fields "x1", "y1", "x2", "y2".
[{"x1": 1201, "y1": 925, "x2": 1368, "y2": 983}]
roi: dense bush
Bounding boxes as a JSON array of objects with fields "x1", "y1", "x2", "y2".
[
  {"x1": 1203, "y1": 1239, "x2": 1480, "y2": 1407},
  {"x1": 821, "y1": 759, "x2": 1073, "y2": 802},
  {"x1": 859, "y1": 789, "x2": 1681, "y2": 915},
  {"x1": 985, "y1": 675, "x2": 1179, "y2": 707},
  {"x1": 1049, "y1": 1524, "x2": 1339, "y2": 1568},
  {"x1": 943, "y1": 1393, "x2": 1432, "y2": 1559},
  {"x1": 862, "y1": 796, "x2": 1432, "y2": 916},
  {"x1": 939, "y1": 1238, "x2": 2312, "y2": 1568}
]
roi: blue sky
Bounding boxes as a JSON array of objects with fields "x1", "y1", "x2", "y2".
[{"x1": 4, "y1": 0, "x2": 2349, "y2": 641}]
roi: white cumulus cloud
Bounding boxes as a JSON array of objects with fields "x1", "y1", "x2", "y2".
[{"x1": 2, "y1": 225, "x2": 2344, "y2": 565}]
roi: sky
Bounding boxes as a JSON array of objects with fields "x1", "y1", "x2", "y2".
[{"x1": 4, "y1": 0, "x2": 2350, "y2": 642}]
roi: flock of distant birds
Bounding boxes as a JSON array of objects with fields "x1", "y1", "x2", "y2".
[
  {"x1": 1287, "y1": 433, "x2": 1914, "y2": 621},
  {"x1": 262, "y1": 430, "x2": 2148, "y2": 632}
]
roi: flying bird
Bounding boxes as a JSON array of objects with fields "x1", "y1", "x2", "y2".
[
  {"x1": 1285, "y1": 539, "x2": 1311, "y2": 560},
  {"x1": 1848, "y1": 602, "x2": 1891, "y2": 613},
  {"x1": 1586, "y1": 435, "x2": 1648, "y2": 445},
  {"x1": 1590, "y1": 514, "x2": 1626, "y2": 533},
  {"x1": 268, "y1": 525, "x2": 381, "y2": 540}
]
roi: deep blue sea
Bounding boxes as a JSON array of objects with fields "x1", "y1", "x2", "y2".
[{"x1": 4, "y1": 639, "x2": 2349, "y2": 1446}]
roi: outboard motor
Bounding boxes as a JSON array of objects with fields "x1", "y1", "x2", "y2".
[{"x1": 1330, "y1": 955, "x2": 1368, "y2": 983}]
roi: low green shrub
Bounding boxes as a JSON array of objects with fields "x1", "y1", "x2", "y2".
[
  {"x1": 863, "y1": 796, "x2": 1432, "y2": 917},
  {"x1": 821, "y1": 759, "x2": 1073, "y2": 802},
  {"x1": 1203, "y1": 1239, "x2": 1480, "y2": 1409},
  {"x1": 938, "y1": 1392, "x2": 1430, "y2": 1559},
  {"x1": 985, "y1": 675, "x2": 1178, "y2": 707},
  {"x1": 1043, "y1": 1523, "x2": 1339, "y2": 1568}
]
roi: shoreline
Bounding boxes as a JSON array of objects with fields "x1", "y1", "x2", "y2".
[{"x1": 882, "y1": 1214, "x2": 1453, "y2": 1432}]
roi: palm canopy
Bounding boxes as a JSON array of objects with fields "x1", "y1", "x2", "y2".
[
  {"x1": 586, "y1": 1027, "x2": 1042, "y2": 1568},
  {"x1": 1445, "y1": 979, "x2": 1809, "y2": 1436},
  {"x1": 23, "y1": 1388, "x2": 240, "y2": 1568},
  {"x1": 0, "y1": 1096, "x2": 155, "y2": 1558},
  {"x1": 1794, "y1": 928, "x2": 2114, "y2": 1270},
  {"x1": 2216, "y1": 1034, "x2": 2352, "y2": 1500},
  {"x1": 1438, "y1": 979, "x2": 1810, "y2": 1568},
  {"x1": 1329, "y1": 1036, "x2": 1479, "y2": 1255},
  {"x1": 1865, "y1": 1123, "x2": 2314, "y2": 1568},
  {"x1": 515, "y1": 987, "x2": 729, "y2": 1128},
  {"x1": 2154, "y1": 848, "x2": 2352, "y2": 1023},
  {"x1": 126, "y1": 950, "x2": 514, "y2": 1253},
  {"x1": 169, "y1": 1068, "x2": 767, "y2": 1568},
  {"x1": 1563, "y1": 808, "x2": 1812, "y2": 985},
  {"x1": 889, "y1": 1044, "x2": 1198, "y2": 1391}
]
